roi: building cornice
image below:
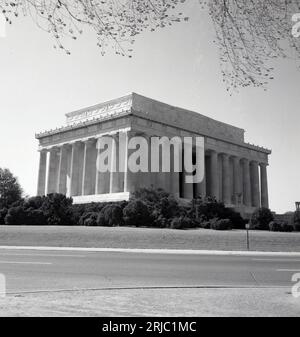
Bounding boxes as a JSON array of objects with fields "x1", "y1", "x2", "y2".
[
  {"x1": 35, "y1": 108, "x2": 131, "y2": 139},
  {"x1": 35, "y1": 92, "x2": 271, "y2": 155}
]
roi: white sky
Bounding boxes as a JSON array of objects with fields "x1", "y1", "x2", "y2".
[{"x1": 0, "y1": 2, "x2": 299, "y2": 213}]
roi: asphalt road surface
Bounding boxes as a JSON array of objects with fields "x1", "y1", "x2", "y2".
[{"x1": 0, "y1": 248, "x2": 299, "y2": 294}]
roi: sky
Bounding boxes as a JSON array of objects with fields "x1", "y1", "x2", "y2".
[{"x1": 0, "y1": 2, "x2": 299, "y2": 213}]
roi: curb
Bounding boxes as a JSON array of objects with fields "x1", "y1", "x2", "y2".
[{"x1": 0, "y1": 246, "x2": 300, "y2": 256}]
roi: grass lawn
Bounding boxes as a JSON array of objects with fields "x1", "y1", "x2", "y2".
[{"x1": 0, "y1": 225, "x2": 299, "y2": 252}]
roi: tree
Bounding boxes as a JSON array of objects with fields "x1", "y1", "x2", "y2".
[
  {"x1": 250, "y1": 207, "x2": 274, "y2": 230},
  {"x1": 0, "y1": 168, "x2": 22, "y2": 209},
  {"x1": 1, "y1": 1, "x2": 300, "y2": 91},
  {"x1": 206, "y1": 0, "x2": 300, "y2": 91},
  {"x1": 0, "y1": 0, "x2": 188, "y2": 56}
]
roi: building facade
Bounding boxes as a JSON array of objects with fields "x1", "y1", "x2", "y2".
[{"x1": 36, "y1": 93, "x2": 271, "y2": 216}]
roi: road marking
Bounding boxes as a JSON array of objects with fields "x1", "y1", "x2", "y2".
[
  {"x1": 277, "y1": 269, "x2": 300, "y2": 272},
  {"x1": 0, "y1": 261, "x2": 52, "y2": 265},
  {"x1": 0, "y1": 253, "x2": 86, "y2": 258},
  {"x1": 253, "y1": 258, "x2": 300, "y2": 262}
]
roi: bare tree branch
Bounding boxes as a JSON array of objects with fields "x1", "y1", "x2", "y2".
[{"x1": 1, "y1": 0, "x2": 300, "y2": 92}]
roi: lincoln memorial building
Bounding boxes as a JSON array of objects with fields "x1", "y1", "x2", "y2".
[{"x1": 36, "y1": 93, "x2": 271, "y2": 217}]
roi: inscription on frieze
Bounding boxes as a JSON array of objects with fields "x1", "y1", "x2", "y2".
[{"x1": 66, "y1": 97, "x2": 132, "y2": 126}]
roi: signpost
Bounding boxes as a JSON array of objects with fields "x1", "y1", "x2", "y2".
[{"x1": 245, "y1": 223, "x2": 250, "y2": 250}]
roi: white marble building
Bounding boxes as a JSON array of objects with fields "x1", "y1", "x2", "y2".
[{"x1": 36, "y1": 93, "x2": 271, "y2": 216}]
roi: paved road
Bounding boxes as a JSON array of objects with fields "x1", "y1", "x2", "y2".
[{"x1": 0, "y1": 248, "x2": 299, "y2": 294}]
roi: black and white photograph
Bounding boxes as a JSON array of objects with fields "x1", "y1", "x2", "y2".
[{"x1": 0, "y1": 0, "x2": 300, "y2": 323}]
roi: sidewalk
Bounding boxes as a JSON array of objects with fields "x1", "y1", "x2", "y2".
[{"x1": 1, "y1": 287, "x2": 299, "y2": 316}]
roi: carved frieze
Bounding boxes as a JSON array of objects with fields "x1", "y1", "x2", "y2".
[{"x1": 66, "y1": 96, "x2": 133, "y2": 126}]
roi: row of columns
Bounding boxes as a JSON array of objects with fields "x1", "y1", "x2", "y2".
[
  {"x1": 38, "y1": 136, "x2": 124, "y2": 197},
  {"x1": 204, "y1": 150, "x2": 269, "y2": 208},
  {"x1": 37, "y1": 134, "x2": 269, "y2": 209}
]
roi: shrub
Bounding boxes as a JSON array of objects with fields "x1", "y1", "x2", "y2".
[
  {"x1": 24, "y1": 208, "x2": 47, "y2": 225},
  {"x1": 269, "y1": 220, "x2": 294, "y2": 232},
  {"x1": 0, "y1": 208, "x2": 8, "y2": 225},
  {"x1": 225, "y1": 209, "x2": 246, "y2": 229},
  {"x1": 210, "y1": 218, "x2": 232, "y2": 230},
  {"x1": 4, "y1": 205, "x2": 47, "y2": 225},
  {"x1": 292, "y1": 211, "x2": 300, "y2": 231},
  {"x1": 152, "y1": 211, "x2": 171, "y2": 228},
  {"x1": 250, "y1": 208, "x2": 274, "y2": 230},
  {"x1": 97, "y1": 204, "x2": 123, "y2": 227},
  {"x1": 170, "y1": 216, "x2": 192, "y2": 229},
  {"x1": 191, "y1": 197, "x2": 245, "y2": 229},
  {"x1": 132, "y1": 188, "x2": 180, "y2": 228},
  {"x1": 41, "y1": 193, "x2": 73, "y2": 225},
  {"x1": 123, "y1": 200, "x2": 152, "y2": 227},
  {"x1": 23, "y1": 196, "x2": 45, "y2": 210},
  {"x1": 198, "y1": 220, "x2": 211, "y2": 229},
  {"x1": 294, "y1": 224, "x2": 300, "y2": 232},
  {"x1": 132, "y1": 187, "x2": 169, "y2": 204},
  {"x1": 193, "y1": 197, "x2": 226, "y2": 220},
  {"x1": 4, "y1": 194, "x2": 72, "y2": 226},
  {"x1": 281, "y1": 223, "x2": 294, "y2": 232},
  {"x1": 78, "y1": 212, "x2": 98, "y2": 226},
  {"x1": 268, "y1": 221, "x2": 282, "y2": 232},
  {"x1": 84, "y1": 213, "x2": 98, "y2": 226},
  {"x1": 5, "y1": 206, "x2": 26, "y2": 225}
]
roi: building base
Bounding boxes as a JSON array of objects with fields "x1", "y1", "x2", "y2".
[{"x1": 73, "y1": 192, "x2": 130, "y2": 204}]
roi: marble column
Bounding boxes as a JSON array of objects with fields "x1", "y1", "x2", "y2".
[
  {"x1": 242, "y1": 158, "x2": 251, "y2": 207},
  {"x1": 46, "y1": 148, "x2": 60, "y2": 194},
  {"x1": 210, "y1": 150, "x2": 219, "y2": 200},
  {"x1": 195, "y1": 171, "x2": 206, "y2": 199},
  {"x1": 70, "y1": 142, "x2": 84, "y2": 196},
  {"x1": 143, "y1": 134, "x2": 156, "y2": 192},
  {"x1": 37, "y1": 150, "x2": 47, "y2": 196},
  {"x1": 222, "y1": 153, "x2": 231, "y2": 205},
  {"x1": 260, "y1": 163, "x2": 269, "y2": 208},
  {"x1": 95, "y1": 136, "x2": 110, "y2": 194},
  {"x1": 128, "y1": 132, "x2": 150, "y2": 192},
  {"x1": 57, "y1": 145, "x2": 70, "y2": 195},
  {"x1": 124, "y1": 130, "x2": 135, "y2": 193},
  {"x1": 112, "y1": 132, "x2": 125, "y2": 193},
  {"x1": 95, "y1": 145, "x2": 101, "y2": 194},
  {"x1": 195, "y1": 149, "x2": 206, "y2": 199},
  {"x1": 82, "y1": 139, "x2": 97, "y2": 195},
  {"x1": 109, "y1": 135, "x2": 118, "y2": 193},
  {"x1": 169, "y1": 140, "x2": 180, "y2": 198},
  {"x1": 232, "y1": 156, "x2": 241, "y2": 205},
  {"x1": 146, "y1": 135, "x2": 155, "y2": 190},
  {"x1": 157, "y1": 137, "x2": 172, "y2": 194},
  {"x1": 250, "y1": 161, "x2": 260, "y2": 207},
  {"x1": 181, "y1": 148, "x2": 194, "y2": 199}
]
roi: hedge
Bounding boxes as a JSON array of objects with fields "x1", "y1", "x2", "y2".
[{"x1": 2, "y1": 189, "x2": 297, "y2": 232}]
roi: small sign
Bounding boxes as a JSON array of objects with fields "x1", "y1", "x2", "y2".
[{"x1": 245, "y1": 223, "x2": 250, "y2": 230}]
